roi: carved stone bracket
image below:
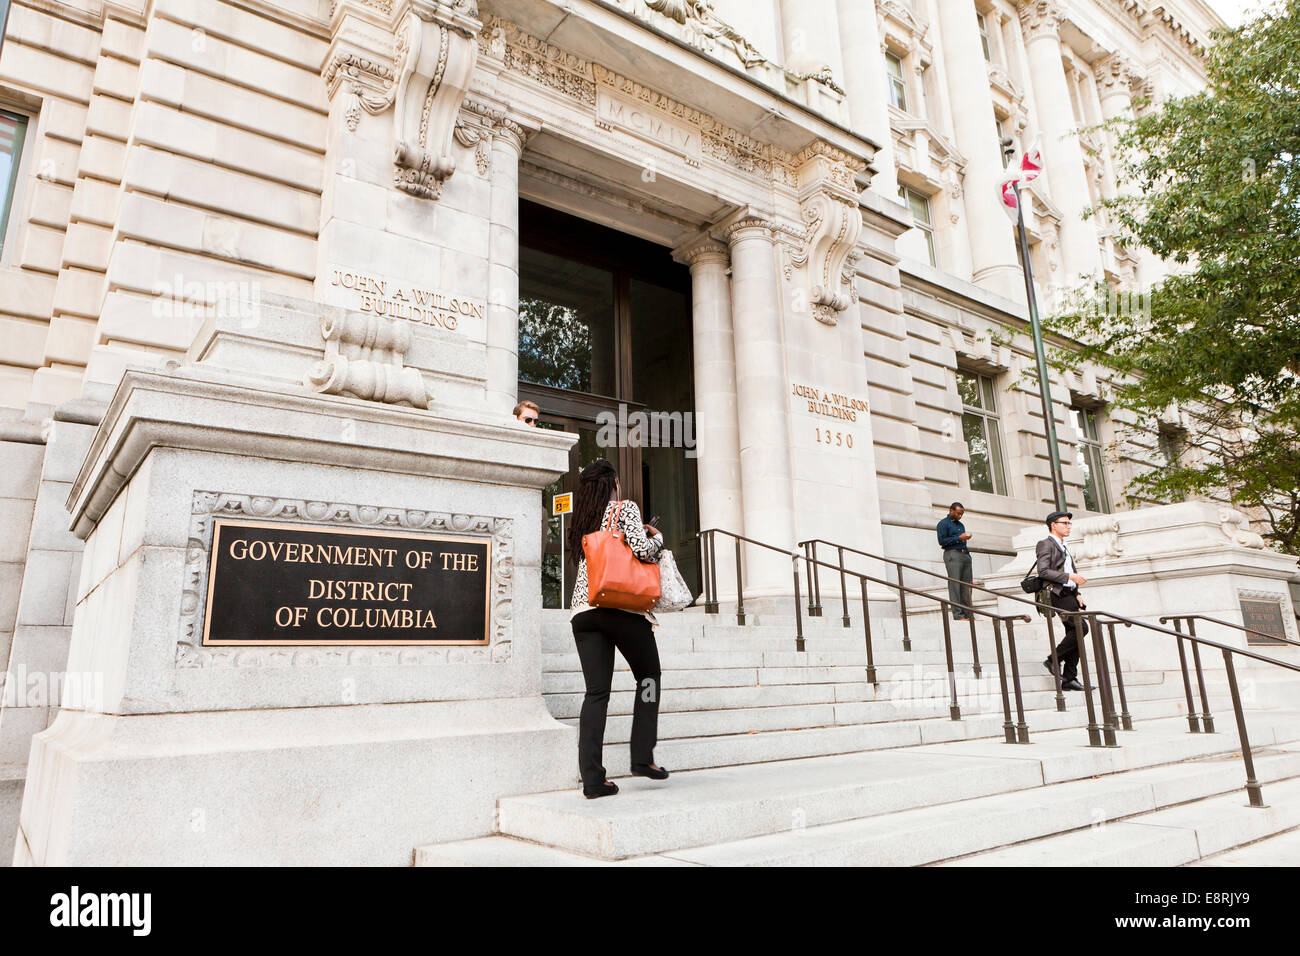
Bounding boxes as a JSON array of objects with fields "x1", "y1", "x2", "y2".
[
  {"x1": 792, "y1": 142, "x2": 866, "y2": 325},
  {"x1": 178, "y1": 492, "x2": 515, "y2": 668},
  {"x1": 393, "y1": 0, "x2": 483, "y2": 199},
  {"x1": 305, "y1": 309, "x2": 430, "y2": 408}
]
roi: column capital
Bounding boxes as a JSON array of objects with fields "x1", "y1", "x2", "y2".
[
  {"x1": 673, "y1": 237, "x2": 730, "y2": 269},
  {"x1": 722, "y1": 216, "x2": 773, "y2": 245},
  {"x1": 1018, "y1": 0, "x2": 1062, "y2": 41},
  {"x1": 1094, "y1": 54, "x2": 1139, "y2": 98}
]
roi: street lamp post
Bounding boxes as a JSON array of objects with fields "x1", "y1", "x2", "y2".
[{"x1": 1003, "y1": 138, "x2": 1067, "y2": 512}]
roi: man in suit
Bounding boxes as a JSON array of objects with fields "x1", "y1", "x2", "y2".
[{"x1": 1037, "y1": 510, "x2": 1087, "y2": 691}]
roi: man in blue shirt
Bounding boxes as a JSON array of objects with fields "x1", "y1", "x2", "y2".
[{"x1": 936, "y1": 502, "x2": 973, "y2": 621}]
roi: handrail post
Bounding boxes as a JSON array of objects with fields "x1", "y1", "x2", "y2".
[
  {"x1": 991, "y1": 618, "x2": 1015, "y2": 743},
  {"x1": 1075, "y1": 610, "x2": 1103, "y2": 747},
  {"x1": 940, "y1": 603, "x2": 961, "y2": 720},
  {"x1": 860, "y1": 577, "x2": 877, "y2": 685},
  {"x1": 1187, "y1": 619, "x2": 1216, "y2": 733},
  {"x1": 806, "y1": 541, "x2": 822, "y2": 617},
  {"x1": 1222, "y1": 649, "x2": 1266, "y2": 808},
  {"x1": 838, "y1": 546, "x2": 850, "y2": 628},
  {"x1": 1107, "y1": 622, "x2": 1134, "y2": 731},
  {"x1": 1045, "y1": 611, "x2": 1066, "y2": 712},
  {"x1": 1005, "y1": 618, "x2": 1030, "y2": 743},
  {"x1": 897, "y1": 564, "x2": 911, "y2": 652},
  {"x1": 734, "y1": 536, "x2": 746, "y2": 626},
  {"x1": 792, "y1": 553, "x2": 805, "y2": 653},
  {"x1": 702, "y1": 530, "x2": 719, "y2": 614},
  {"x1": 1170, "y1": 619, "x2": 1202, "y2": 732},
  {"x1": 967, "y1": 615, "x2": 982, "y2": 679},
  {"x1": 1091, "y1": 614, "x2": 1119, "y2": 748}
]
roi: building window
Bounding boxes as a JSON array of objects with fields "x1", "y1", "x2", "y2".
[
  {"x1": 885, "y1": 52, "x2": 908, "y2": 111},
  {"x1": 1070, "y1": 405, "x2": 1111, "y2": 512},
  {"x1": 1157, "y1": 427, "x2": 1187, "y2": 502},
  {"x1": 957, "y1": 369, "x2": 1007, "y2": 495},
  {"x1": 976, "y1": 12, "x2": 992, "y2": 62},
  {"x1": 0, "y1": 108, "x2": 29, "y2": 261},
  {"x1": 897, "y1": 186, "x2": 936, "y2": 266}
]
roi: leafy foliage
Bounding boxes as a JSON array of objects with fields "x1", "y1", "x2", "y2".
[{"x1": 1046, "y1": 0, "x2": 1300, "y2": 554}]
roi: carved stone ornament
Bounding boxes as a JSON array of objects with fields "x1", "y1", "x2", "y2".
[
  {"x1": 325, "y1": 52, "x2": 396, "y2": 132},
  {"x1": 305, "y1": 308, "x2": 430, "y2": 408},
  {"x1": 1219, "y1": 508, "x2": 1266, "y2": 550},
  {"x1": 1073, "y1": 514, "x2": 1123, "y2": 560},
  {"x1": 393, "y1": 0, "x2": 483, "y2": 199},
  {"x1": 793, "y1": 142, "x2": 866, "y2": 326},
  {"x1": 1017, "y1": 0, "x2": 1062, "y2": 40},
  {"x1": 178, "y1": 492, "x2": 515, "y2": 668}
]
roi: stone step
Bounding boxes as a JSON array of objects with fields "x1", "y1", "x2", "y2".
[
  {"x1": 437, "y1": 713, "x2": 1300, "y2": 863},
  {"x1": 540, "y1": 658, "x2": 1170, "y2": 695},
  {"x1": 940, "y1": 771, "x2": 1300, "y2": 867},
  {"x1": 1189, "y1": 823, "x2": 1300, "y2": 866},
  {"x1": 586, "y1": 692, "x2": 1225, "y2": 754},
  {"x1": 542, "y1": 669, "x2": 1171, "y2": 720}
]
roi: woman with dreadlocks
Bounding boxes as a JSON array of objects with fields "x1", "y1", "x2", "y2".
[{"x1": 567, "y1": 458, "x2": 669, "y2": 799}]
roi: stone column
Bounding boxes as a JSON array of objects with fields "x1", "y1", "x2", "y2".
[
  {"x1": 934, "y1": 0, "x2": 1022, "y2": 299},
  {"x1": 1018, "y1": 0, "x2": 1103, "y2": 286},
  {"x1": 725, "y1": 218, "x2": 796, "y2": 597},
  {"x1": 485, "y1": 120, "x2": 527, "y2": 415},
  {"x1": 1095, "y1": 54, "x2": 1151, "y2": 286},
  {"x1": 778, "y1": 0, "x2": 846, "y2": 79},
  {"x1": 677, "y1": 239, "x2": 745, "y2": 602},
  {"x1": 835, "y1": 0, "x2": 898, "y2": 197}
]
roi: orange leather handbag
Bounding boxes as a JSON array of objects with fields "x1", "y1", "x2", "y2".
[{"x1": 583, "y1": 501, "x2": 662, "y2": 612}]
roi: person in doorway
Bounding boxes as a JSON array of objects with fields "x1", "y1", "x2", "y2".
[
  {"x1": 513, "y1": 400, "x2": 540, "y2": 426},
  {"x1": 566, "y1": 458, "x2": 668, "y2": 798},
  {"x1": 936, "y1": 502, "x2": 974, "y2": 621},
  {"x1": 1037, "y1": 510, "x2": 1087, "y2": 692}
]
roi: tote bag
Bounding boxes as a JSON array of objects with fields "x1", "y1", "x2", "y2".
[{"x1": 583, "y1": 501, "x2": 662, "y2": 612}]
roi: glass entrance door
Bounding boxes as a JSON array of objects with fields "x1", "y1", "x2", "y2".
[{"x1": 518, "y1": 201, "x2": 699, "y2": 608}]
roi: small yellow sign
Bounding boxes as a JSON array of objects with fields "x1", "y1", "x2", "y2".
[{"x1": 552, "y1": 493, "x2": 573, "y2": 516}]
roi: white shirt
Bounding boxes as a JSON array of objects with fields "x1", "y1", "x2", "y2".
[{"x1": 1052, "y1": 535, "x2": 1077, "y2": 590}]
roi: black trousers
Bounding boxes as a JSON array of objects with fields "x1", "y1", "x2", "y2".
[
  {"x1": 571, "y1": 608, "x2": 662, "y2": 789},
  {"x1": 1050, "y1": 589, "x2": 1088, "y2": 680}
]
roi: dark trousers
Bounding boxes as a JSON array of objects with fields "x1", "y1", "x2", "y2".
[
  {"x1": 571, "y1": 608, "x2": 662, "y2": 789},
  {"x1": 1050, "y1": 589, "x2": 1088, "y2": 680},
  {"x1": 943, "y1": 549, "x2": 973, "y2": 618}
]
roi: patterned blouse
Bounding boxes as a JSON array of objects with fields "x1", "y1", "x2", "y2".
[{"x1": 569, "y1": 499, "x2": 664, "y2": 623}]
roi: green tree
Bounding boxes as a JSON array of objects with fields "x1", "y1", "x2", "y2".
[{"x1": 1048, "y1": 0, "x2": 1300, "y2": 554}]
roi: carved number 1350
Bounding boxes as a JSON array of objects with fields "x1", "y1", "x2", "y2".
[{"x1": 815, "y1": 428, "x2": 853, "y2": 449}]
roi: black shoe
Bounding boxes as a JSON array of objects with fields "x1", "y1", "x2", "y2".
[
  {"x1": 1042, "y1": 659, "x2": 1057, "y2": 677},
  {"x1": 583, "y1": 781, "x2": 619, "y2": 799},
  {"x1": 1062, "y1": 678, "x2": 1084, "y2": 692},
  {"x1": 630, "y1": 764, "x2": 670, "y2": 780}
]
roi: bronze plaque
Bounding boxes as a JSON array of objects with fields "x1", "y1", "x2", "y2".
[
  {"x1": 202, "y1": 520, "x2": 490, "y2": 646},
  {"x1": 1239, "y1": 597, "x2": 1288, "y2": 645}
]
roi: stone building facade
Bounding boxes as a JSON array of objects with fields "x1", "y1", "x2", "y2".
[{"x1": 0, "y1": 0, "x2": 1240, "y2": 859}]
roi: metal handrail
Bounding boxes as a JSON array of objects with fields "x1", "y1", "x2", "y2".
[
  {"x1": 697, "y1": 528, "x2": 1034, "y2": 743},
  {"x1": 1160, "y1": 613, "x2": 1300, "y2": 649},
  {"x1": 797, "y1": 535, "x2": 1300, "y2": 806}
]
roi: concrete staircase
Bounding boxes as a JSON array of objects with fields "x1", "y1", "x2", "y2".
[{"x1": 415, "y1": 605, "x2": 1300, "y2": 866}]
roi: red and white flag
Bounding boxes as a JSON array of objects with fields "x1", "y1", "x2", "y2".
[{"x1": 998, "y1": 140, "x2": 1043, "y2": 222}]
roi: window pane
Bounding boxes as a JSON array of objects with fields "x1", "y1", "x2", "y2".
[
  {"x1": 963, "y1": 412, "x2": 994, "y2": 493},
  {"x1": 1077, "y1": 444, "x2": 1098, "y2": 512},
  {"x1": 980, "y1": 374, "x2": 997, "y2": 411},
  {"x1": 956, "y1": 369, "x2": 981, "y2": 409},
  {"x1": 907, "y1": 191, "x2": 930, "y2": 225},
  {"x1": 517, "y1": 247, "x2": 616, "y2": 395},
  {"x1": 0, "y1": 109, "x2": 28, "y2": 261},
  {"x1": 922, "y1": 228, "x2": 936, "y2": 267},
  {"x1": 985, "y1": 416, "x2": 1007, "y2": 494},
  {"x1": 886, "y1": 53, "x2": 902, "y2": 79}
]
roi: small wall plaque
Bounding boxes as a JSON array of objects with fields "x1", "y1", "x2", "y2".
[{"x1": 1238, "y1": 596, "x2": 1288, "y2": 645}]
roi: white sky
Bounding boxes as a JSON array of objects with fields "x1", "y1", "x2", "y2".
[{"x1": 1204, "y1": 0, "x2": 1266, "y2": 26}]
